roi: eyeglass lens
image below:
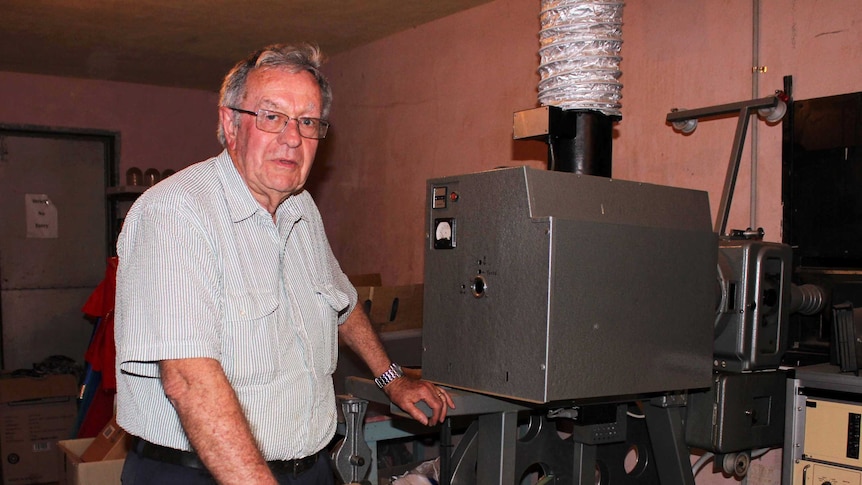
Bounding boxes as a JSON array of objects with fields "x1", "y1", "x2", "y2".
[{"x1": 256, "y1": 110, "x2": 327, "y2": 139}]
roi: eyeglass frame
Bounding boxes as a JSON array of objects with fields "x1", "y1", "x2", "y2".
[{"x1": 226, "y1": 107, "x2": 330, "y2": 139}]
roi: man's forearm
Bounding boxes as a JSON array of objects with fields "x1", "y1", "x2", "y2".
[
  {"x1": 338, "y1": 307, "x2": 392, "y2": 377},
  {"x1": 160, "y1": 358, "x2": 277, "y2": 485},
  {"x1": 338, "y1": 307, "x2": 454, "y2": 425}
]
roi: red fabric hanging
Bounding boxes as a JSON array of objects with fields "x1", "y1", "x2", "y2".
[
  {"x1": 81, "y1": 256, "x2": 118, "y2": 390},
  {"x1": 77, "y1": 257, "x2": 119, "y2": 437}
]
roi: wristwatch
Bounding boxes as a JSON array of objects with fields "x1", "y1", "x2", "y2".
[{"x1": 374, "y1": 362, "x2": 404, "y2": 389}]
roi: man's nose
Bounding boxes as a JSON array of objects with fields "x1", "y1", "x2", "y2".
[{"x1": 277, "y1": 119, "x2": 302, "y2": 147}]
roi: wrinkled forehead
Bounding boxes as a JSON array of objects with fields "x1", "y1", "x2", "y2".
[{"x1": 243, "y1": 68, "x2": 322, "y2": 114}]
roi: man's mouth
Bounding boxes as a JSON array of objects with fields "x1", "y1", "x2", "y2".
[{"x1": 273, "y1": 157, "x2": 300, "y2": 167}]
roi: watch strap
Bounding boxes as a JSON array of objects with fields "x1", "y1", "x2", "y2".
[{"x1": 374, "y1": 362, "x2": 403, "y2": 389}]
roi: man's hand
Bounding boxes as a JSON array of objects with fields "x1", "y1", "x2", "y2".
[
  {"x1": 382, "y1": 370, "x2": 455, "y2": 425},
  {"x1": 338, "y1": 307, "x2": 455, "y2": 425}
]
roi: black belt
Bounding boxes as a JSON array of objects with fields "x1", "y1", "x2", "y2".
[{"x1": 132, "y1": 437, "x2": 319, "y2": 477}]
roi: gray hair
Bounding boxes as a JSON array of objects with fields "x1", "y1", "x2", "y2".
[{"x1": 217, "y1": 43, "x2": 332, "y2": 147}]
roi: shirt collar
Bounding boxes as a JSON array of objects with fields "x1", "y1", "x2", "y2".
[{"x1": 215, "y1": 149, "x2": 313, "y2": 224}]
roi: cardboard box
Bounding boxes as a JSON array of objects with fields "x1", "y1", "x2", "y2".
[
  {"x1": 0, "y1": 374, "x2": 78, "y2": 485},
  {"x1": 347, "y1": 273, "x2": 382, "y2": 288},
  {"x1": 360, "y1": 284, "x2": 424, "y2": 333},
  {"x1": 81, "y1": 416, "x2": 129, "y2": 462},
  {"x1": 334, "y1": 284, "x2": 424, "y2": 396},
  {"x1": 58, "y1": 438, "x2": 125, "y2": 485}
]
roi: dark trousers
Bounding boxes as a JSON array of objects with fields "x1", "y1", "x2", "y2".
[{"x1": 120, "y1": 448, "x2": 336, "y2": 485}]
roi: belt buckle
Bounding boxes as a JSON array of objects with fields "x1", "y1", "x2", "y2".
[
  {"x1": 290, "y1": 455, "x2": 310, "y2": 478},
  {"x1": 274, "y1": 453, "x2": 314, "y2": 478}
]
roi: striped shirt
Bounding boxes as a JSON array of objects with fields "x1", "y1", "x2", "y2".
[{"x1": 114, "y1": 150, "x2": 357, "y2": 460}]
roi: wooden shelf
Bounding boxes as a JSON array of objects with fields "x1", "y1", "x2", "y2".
[{"x1": 106, "y1": 185, "x2": 147, "y2": 198}]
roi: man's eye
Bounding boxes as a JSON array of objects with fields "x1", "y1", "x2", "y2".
[
  {"x1": 258, "y1": 110, "x2": 281, "y2": 122},
  {"x1": 298, "y1": 118, "x2": 317, "y2": 127}
]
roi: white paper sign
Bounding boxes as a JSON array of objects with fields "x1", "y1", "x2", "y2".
[{"x1": 25, "y1": 193, "x2": 58, "y2": 238}]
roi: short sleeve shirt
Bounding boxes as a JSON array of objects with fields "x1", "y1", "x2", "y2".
[{"x1": 114, "y1": 150, "x2": 357, "y2": 460}]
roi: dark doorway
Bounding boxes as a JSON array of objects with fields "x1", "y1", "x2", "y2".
[{"x1": 0, "y1": 125, "x2": 118, "y2": 370}]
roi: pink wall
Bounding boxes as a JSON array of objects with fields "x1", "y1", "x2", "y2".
[
  {"x1": 320, "y1": 0, "x2": 862, "y2": 286},
  {"x1": 318, "y1": 0, "x2": 546, "y2": 283},
  {"x1": 616, "y1": 0, "x2": 862, "y2": 247},
  {"x1": 0, "y1": 71, "x2": 220, "y2": 177}
]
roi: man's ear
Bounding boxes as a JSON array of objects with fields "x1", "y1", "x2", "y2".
[{"x1": 219, "y1": 106, "x2": 238, "y2": 149}]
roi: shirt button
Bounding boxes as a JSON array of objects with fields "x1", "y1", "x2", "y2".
[{"x1": 240, "y1": 310, "x2": 246, "y2": 316}]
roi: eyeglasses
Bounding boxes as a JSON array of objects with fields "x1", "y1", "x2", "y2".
[{"x1": 227, "y1": 107, "x2": 329, "y2": 139}]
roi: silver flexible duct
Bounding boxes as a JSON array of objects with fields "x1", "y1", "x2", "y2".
[{"x1": 538, "y1": 0, "x2": 625, "y2": 118}]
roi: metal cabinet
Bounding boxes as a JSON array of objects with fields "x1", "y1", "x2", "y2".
[{"x1": 785, "y1": 364, "x2": 862, "y2": 484}]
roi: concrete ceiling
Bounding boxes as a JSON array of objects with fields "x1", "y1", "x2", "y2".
[{"x1": 0, "y1": 0, "x2": 494, "y2": 91}]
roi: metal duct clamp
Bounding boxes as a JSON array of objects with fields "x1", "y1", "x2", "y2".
[{"x1": 331, "y1": 396, "x2": 373, "y2": 485}]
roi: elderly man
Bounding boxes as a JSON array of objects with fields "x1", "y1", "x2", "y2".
[{"x1": 115, "y1": 43, "x2": 453, "y2": 485}]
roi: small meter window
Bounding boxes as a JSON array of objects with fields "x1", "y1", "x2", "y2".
[{"x1": 433, "y1": 218, "x2": 455, "y2": 249}]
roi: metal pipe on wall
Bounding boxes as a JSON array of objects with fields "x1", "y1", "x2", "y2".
[{"x1": 750, "y1": 0, "x2": 761, "y2": 230}]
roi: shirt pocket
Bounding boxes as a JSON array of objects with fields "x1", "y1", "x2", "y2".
[
  {"x1": 312, "y1": 283, "x2": 351, "y2": 375},
  {"x1": 222, "y1": 291, "x2": 280, "y2": 387}
]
